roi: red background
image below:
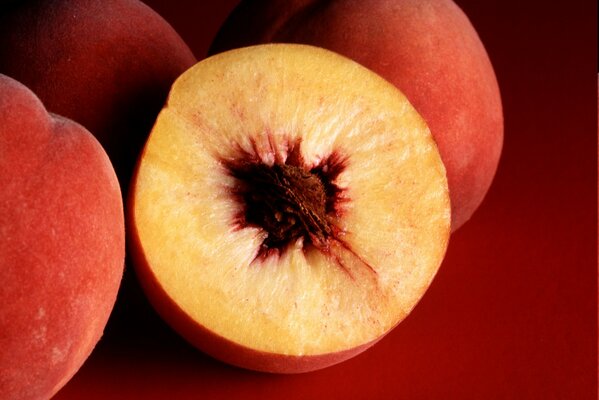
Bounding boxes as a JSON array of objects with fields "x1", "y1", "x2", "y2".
[{"x1": 54, "y1": 0, "x2": 597, "y2": 399}]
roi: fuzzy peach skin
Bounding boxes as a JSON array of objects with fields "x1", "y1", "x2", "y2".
[
  {"x1": 210, "y1": 0, "x2": 504, "y2": 230},
  {"x1": 0, "y1": 75, "x2": 125, "y2": 400},
  {"x1": 0, "y1": 0, "x2": 196, "y2": 187}
]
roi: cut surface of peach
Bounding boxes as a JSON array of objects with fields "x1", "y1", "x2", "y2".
[{"x1": 129, "y1": 44, "x2": 450, "y2": 372}]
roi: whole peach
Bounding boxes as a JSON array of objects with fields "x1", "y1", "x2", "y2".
[
  {"x1": 0, "y1": 74, "x2": 124, "y2": 400},
  {"x1": 0, "y1": 0, "x2": 196, "y2": 187},
  {"x1": 210, "y1": 0, "x2": 503, "y2": 230}
]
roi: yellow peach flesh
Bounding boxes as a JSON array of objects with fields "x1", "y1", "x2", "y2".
[{"x1": 131, "y1": 44, "x2": 450, "y2": 358}]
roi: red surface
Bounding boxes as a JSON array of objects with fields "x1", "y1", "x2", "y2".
[{"x1": 52, "y1": 0, "x2": 597, "y2": 399}]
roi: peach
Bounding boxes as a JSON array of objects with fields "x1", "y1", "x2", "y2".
[
  {"x1": 128, "y1": 44, "x2": 450, "y2": 373},
  {"x1": 0, "y1": 75, "x2": 124, "y2": 400},
  {"x1": 210, "y1": 0, "x2": 504, "y2": 230},
  {"x1": 0, "y1": 0, "x2": 196, "y2": 186}
]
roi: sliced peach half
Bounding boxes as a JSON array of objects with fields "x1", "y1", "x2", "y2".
[{"x1": 128, "y1": 44, "x2": 450, "y2": 373}]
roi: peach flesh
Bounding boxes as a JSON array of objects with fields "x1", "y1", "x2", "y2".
[
  {"x1": 129, "y1": 44, "x2": 450, "y2": 373},
  {"x1": 128, "y1": 233, "x2": 380, "y2": 373}
]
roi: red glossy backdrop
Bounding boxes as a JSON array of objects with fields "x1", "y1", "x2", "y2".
[{"x1": 54, "y1": 0, "x2": 597, "y2": 398}]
